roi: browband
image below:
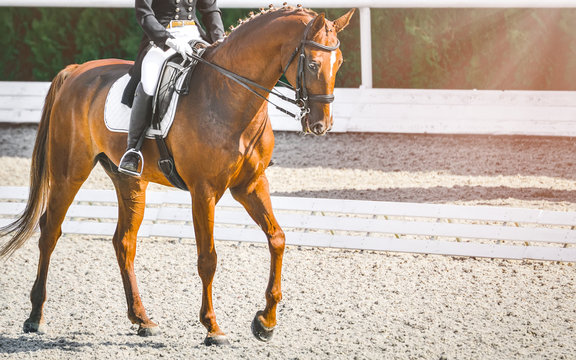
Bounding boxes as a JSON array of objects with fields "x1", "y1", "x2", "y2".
[{"x1": 301, "y1": 39, "x2": 340, "y2": 52}]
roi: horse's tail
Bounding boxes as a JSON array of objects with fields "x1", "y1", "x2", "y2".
[{"x1": 0, "y1": 65, "x2": 78, "y2": 259}]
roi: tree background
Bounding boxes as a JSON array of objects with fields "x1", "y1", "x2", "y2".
[
  {"x1": 1, "y1": 7, "x2": 575, "y2": 90},
  {"x1": 372, "y1": 8, "x2": 576, "y2": 90}
]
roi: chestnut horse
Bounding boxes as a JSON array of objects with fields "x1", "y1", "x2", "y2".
[{"x1": 0, "y1": 7, "x2": 354, "y2": 345}]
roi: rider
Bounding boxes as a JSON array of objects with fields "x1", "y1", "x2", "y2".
[{"x1": 119, "y1": 0, "x2": 225, "y2": 176}]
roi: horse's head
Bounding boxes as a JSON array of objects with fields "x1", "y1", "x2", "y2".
[{"x1": 283, "y1": 9, "x2": 355, "y2": 135}]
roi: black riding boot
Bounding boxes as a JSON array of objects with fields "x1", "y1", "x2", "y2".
[{"x1": 118, "y1": 83, "x2": 153, "y2": 176}]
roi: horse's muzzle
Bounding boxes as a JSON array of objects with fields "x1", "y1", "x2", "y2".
[{"x1": 310, "y1": 121, "x2": 328, "y2": 135}]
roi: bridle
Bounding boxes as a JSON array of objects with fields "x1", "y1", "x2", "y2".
[
  {"x1": 282, "y1": 19, "x2": 340, "y2": 131},
  {"x1": 185, "y1": 16, "x2": 340, "y2": 132}
]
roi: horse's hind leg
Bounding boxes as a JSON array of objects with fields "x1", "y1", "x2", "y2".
[
  {"x1": 231, "y1": 174, "x2": 285, "y2": 342},
  {"x1": 100, "y1": 158, "x2": 158, "y2": 336},
  {"x1": 24, "y1": 161, "x2": 94, "y2": 333}
]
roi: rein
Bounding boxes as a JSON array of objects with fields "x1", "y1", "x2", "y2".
[{"x1": 185, "y1": 16, "x2": 340, "y2": 130}]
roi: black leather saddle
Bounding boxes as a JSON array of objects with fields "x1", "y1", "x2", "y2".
[{"x1": 153, "y1": 39, "x2": 208, "y2": 125}]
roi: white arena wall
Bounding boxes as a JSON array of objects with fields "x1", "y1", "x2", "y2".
[{"x1": 3, "y1": 82, "x2": 576, "y2": 137}]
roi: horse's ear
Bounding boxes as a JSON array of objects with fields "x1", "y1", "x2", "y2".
[
  {"x1": 333, "y1": 8, "x2": 356, "y2": 33},
  {"x1": 308, "y1": 13, "x2": 326, "y2": 39}
]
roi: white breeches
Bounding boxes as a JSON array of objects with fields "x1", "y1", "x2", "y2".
[{"x1": 141, "y1": 25, "x2": 201, "y2": 95}]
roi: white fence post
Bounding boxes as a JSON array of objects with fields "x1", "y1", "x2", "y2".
[{"x1": 359, "y1": 7, "x2": 372, "y2": 89}]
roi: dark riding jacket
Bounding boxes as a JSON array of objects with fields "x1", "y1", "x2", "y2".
[
  {"x1": 123, "y1": 0, "x2": 225, "y2": 105},
  {"x1": 136, "y1": 0, "x2": 225, "y2": 49}
]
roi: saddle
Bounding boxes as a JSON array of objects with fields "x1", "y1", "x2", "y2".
[{"x1": 141, "y1": 40, "x2": 208, "y2": 190}]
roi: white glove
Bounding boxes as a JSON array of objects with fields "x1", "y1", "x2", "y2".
[{"x1": 166, "y1": 38, "x2": 193, "y2": 59}]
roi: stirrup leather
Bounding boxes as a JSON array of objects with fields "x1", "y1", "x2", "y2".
[{"x1": 118, "y1": 148, "x2": 145, "y2": 177}]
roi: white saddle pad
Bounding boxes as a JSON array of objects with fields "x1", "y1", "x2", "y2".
[{"x1": 104, "y1": 74, "x2": 183, "y2": 139}]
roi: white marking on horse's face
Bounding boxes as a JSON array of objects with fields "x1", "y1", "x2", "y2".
[
  {"x1": 329, "y1": 51, "x2": 337, "y2": 78},
  {"x1": 326, "y1": 51, "x2": 338, "y2": 121}
]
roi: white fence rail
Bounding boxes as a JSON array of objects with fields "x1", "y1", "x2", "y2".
[
  {"x1": 4, "y1": 81, "x2": 576, "y2": 136},
  {"x1": 1, "y1": 186, "x2": 576, "y2": 262}
]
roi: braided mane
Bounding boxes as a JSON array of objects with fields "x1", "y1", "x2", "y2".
[{"x1": 227, "y1": 4, "x2": 317, "y2": 34}]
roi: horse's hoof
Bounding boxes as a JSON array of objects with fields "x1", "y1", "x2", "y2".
[
  {"x1": 137, "y1": 324, "x2": 161, "y2": 337},
  {"x1": 251, "y1": 313, "x2": 274, "y2": 342},
  {"x1": 23, "y1": 320, "x2": 47, "y2": 334},
  {"x1": 204, "y1": 334, "x2": 230, "y2": 346}
]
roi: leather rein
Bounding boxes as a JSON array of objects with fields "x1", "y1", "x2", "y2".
[{"x1": 186, "y1": 17, "x2": 340, "y2": 132}]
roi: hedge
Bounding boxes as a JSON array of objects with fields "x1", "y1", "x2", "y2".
[
  {"x1": 2, "y1": 7, "x2": 576, "y2": 90},
  {"x1": 372, "y1": 8, "x2": 576, "y2": 90}
]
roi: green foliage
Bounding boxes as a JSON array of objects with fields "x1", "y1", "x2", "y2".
[
  {"x1": 24, "y1": 8, "x2": 80, "y2": 80},
  {"x1": 372, "y1": 8, "x2": 576, "y2": 90},
  {"x1": 3, "y1": 7, "x2": 576, "y2": 90},
  {"x1": 0, "y1": 12, "x2": 20, "y2": 80},
  {"x1": 75, "y1": 8, "x2": 140, "y2": 63},
  {"x1": 221, "y1": 8, "x2": 254, "y2": 33},
  {"x1": 0, "y1": 6, "x2": 361, "y2": 85},
  {"x1": 0, "y1": 8, "x2": 27, "y2": 80}
]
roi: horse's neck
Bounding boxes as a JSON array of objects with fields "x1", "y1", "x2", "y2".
[
  {"x1": 211, "y1": 18, "x2": 303, "y2": 92},
  {"x1": 185, "y1": 15, "x2": 307, "y2": 132}
]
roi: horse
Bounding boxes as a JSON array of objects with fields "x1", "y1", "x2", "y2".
[{"x1": 0, "y1": 6, "x2": 354, "y2": 345}]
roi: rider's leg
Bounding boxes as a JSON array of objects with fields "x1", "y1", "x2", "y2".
[
  {"x1": 118, "y1": 25, "x2": 199, "y2": 176},
  {"x1": 118, "y1": 47, "x2": 167, "y2": 176},
  {"x1": 118, "y1": 83, "x2": 153, "y2": 175}
]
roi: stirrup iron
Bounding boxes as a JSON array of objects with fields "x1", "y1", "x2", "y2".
[{"x1": 118, "y1": 148, "x2": 145, "y2": 177}]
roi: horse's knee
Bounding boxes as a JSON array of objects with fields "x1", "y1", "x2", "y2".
[
  {"x1": 197, "y1": 251, "x2": 218, "y2": 278},
  {"x1": 112, "y1": 234, "x2": 137, "y2": 255},
  {"x1": 268, "y1": 229, "x2": 285, "y2": 256}
]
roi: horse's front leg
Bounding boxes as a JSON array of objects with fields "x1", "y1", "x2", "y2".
[
  {"x1": 191, "y1": 185, "x2": 229, "y2": 346},
  {"x1": 231, "y1": 174, "x2": 285, "y2": 342},
  {"x1": 108, "y1": 175, "x2": 159, "y2": 336}
]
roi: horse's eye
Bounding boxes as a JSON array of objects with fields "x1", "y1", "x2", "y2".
[{"x1": 308, "y1": 62, "x2": 319, "y2": 72}]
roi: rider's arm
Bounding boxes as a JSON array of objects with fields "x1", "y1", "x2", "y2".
[
  {"x1": 135, "y1": 0, "x2": 173, "y2": 49},
  {"x1": 197, "y1": 0, "x2": 225, "y2": 43}
]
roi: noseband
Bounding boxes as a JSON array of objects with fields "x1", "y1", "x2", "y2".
[{"x1": 185, "y1": 16, "x2": 340, "y2": 132}]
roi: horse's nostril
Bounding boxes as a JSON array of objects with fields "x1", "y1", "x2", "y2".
[{"x1": 312, "y1": 123, "x2": 325, "y2": 135}]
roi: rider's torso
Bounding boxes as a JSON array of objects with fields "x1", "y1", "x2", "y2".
[{"x1": 151, "y1": 0, "x2": 199, "y2": 26}]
